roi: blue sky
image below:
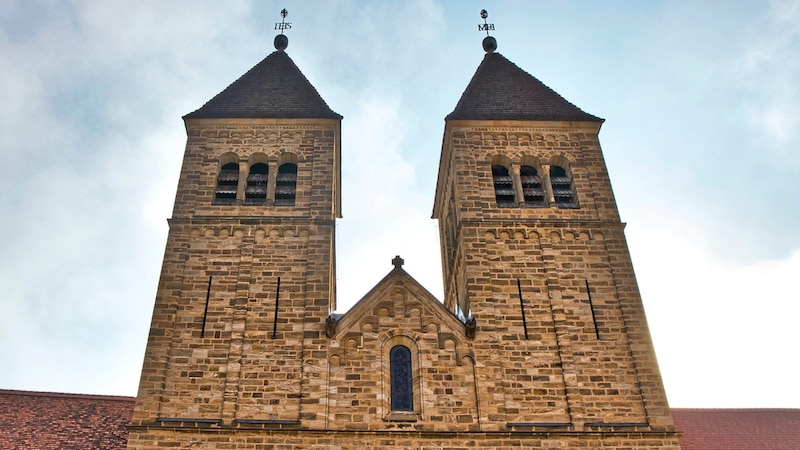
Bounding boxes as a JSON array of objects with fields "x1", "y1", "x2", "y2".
[{"x1": 1, "y1": 1, "x2": 798, "y2": 408}]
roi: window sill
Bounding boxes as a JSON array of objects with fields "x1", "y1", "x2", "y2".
[{"x1": 383, "y1": 411, "x2": 419, "y2": 422}]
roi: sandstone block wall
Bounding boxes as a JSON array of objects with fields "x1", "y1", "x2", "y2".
[
  {"x1": 128, "y1": 117, "x2": 681, "y2": 448},
  {"x1": 130, "y1": 120, "x2": 339, "y2": 430},
  {"x1": 431, "y1": 121, "x2": 677, "y2": 441}
]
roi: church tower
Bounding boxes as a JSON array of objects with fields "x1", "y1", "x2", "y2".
[
  {"x1": 127, "y1": 21, "x2": 342, "y2": 447},
  {"x1": 127, "y1": 11, "x2": 680, "y2": 449},
  {"x1": 431, "y1": 29, "x2": 681, "y2": 446}
]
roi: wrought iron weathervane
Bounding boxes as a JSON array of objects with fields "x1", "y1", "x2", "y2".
[
  {"x1": 478, "y1": 9, "x2": 497, "y2": 53},
  {"x1": 274, "y1": 9, "x2": 291, "y2": 51},
  {"x1": 275, "y1": 8, "x2": 292, "y2": 33},
  {"x1": 478, "y1": 9, "x2": 494, "y2": 35}
]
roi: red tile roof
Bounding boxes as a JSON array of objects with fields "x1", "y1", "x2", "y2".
[
  {"x1": 184, "y1": 50, "x2": 341, "y2": 120},
  {"x1": 2, "y1": 390, "x2": 799, "y2": 449},
  {"x1": 672, "y1": 408, "x2": 800, "y2": 449},
  {"x1": 446, "y1": 52, "x2": 603, "y2": 123},
  {"x1": 0, "y1": 389, "x2": 134, "y2": 450}
]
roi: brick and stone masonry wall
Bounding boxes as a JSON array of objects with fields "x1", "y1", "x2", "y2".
[
  {"x1": 433, "y1": 121, "x2": 677, "y2": 439},
  {"x1": 128, "y1": 428, "x2": 682, "y2": 449},
  {"x1": 130, "y1": 120, "x2": 339, "y2": 430},
  {"x1": 128, "y1": 117, "x2": 680, "y2": 448}
]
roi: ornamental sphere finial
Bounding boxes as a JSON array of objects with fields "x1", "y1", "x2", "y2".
[
  {"x1": 274, "y1": 34, "x2": 288, "y2": 50},
  {"x1": 482, "y1": 36, "x2": 497, "y2": 53}
]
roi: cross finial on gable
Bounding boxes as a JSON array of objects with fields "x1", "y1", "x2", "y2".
[{"x1": 392, "y1": 255, "x2": 404, "y2": 269}]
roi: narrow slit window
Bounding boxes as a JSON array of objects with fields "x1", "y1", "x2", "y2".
[
  {"x1": 390, "y1": 345, "x2": 413, "y2": 411},
  {"x1": 275, "y1": 163, "x2": 298, "y2": 206},
  {"x1": 520, "y1": 165, "x2": 546, "y2": 207},
  {"x1": 215, "y1": 162, "x2": 239, "y2": 204},
  {"x1": 550, "y1": 165, "x2": 577, "y2": 208},
  {"x1": 491, "y1": 165, "x2": 516, "y2": 208},
  {"x1": 244, "y1": 163, "x2": 268, "y2": 205}
]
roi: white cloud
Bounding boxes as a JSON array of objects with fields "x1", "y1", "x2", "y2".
[
  {"x1": 336, "y1": 95, "x2": 443, "y2": 310},
  {"x1": 738, "y1": 0, "x2": 800, "y2": 157},
  {"x1": 629, "y1": 216, "x2": 800, "y2": 407}
]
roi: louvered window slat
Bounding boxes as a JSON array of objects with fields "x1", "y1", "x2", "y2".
[
  {"x1": 520, "y1": 175, "x2": 541, "y2": 184},
  {"x1": 246, "y1": 186, "x2": 267, "y2": 194},
  {"x1": 215, "y1": 186, "x2": 237, "y2": 195},
  {"x1": 217, "y1": 173, "x2": 239, "y2": 182},
  {"x1": 247, "y1": 173, "x2": 268, "y2": 182}
]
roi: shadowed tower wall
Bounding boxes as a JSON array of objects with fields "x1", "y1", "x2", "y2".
[
  {"x1": 128, "y1": 45, "x2": 343, "y2": 448},
  {"x1": 431, "y1": 47, "x2": 680, "y2": 447}
]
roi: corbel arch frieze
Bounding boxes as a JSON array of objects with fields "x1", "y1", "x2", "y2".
[
  {"x1": 253, "y1": 227, "x2": 311, "y2": 240},
  {"x1": 193, "y1": 226, "x2": 246, "y2": 238},
  {"x1": 545, "y1": 229, "x2": 599, "y2": 242},
  {"x1": 373, "y1": 300, "x2": 396, "y2": 318},
  {"x1": 360, "y1": 320, "x2": 378, "y2": 334},
  {"x1": 483, "y1": 228, "x2": 541, "y2": 241}
]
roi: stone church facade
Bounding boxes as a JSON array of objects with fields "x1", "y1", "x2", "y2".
[{"x1": 126, "y1": 30, "x2": 682, "y2": 449}]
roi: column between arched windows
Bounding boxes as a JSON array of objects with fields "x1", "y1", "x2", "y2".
[
  {"x1": 266, "y1": 161, "x2": 278, "y2": 206},
  {"x1": 510, "y1": 164, "x2": 525, "y2": 207},
  {"x1": 541, "y1": 164, "x2": 555, "y2": 206},
  {"x1": 235, "y1": 165, "x2": 247, "y2": 206}
]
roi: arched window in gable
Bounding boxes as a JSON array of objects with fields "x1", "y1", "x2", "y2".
[
  {"x1": 215, "y1": 162, "x2": 239, "y2": 204},
  {"x1": 491, "y1": 165, "x2": 516, "y2": 208},
  {"x1": 520, "y1": 165, "x2": 546, "y2": 207},
  {"x1": 274, "y1": 163, "x2": 298, "y2": 206},
  {"x1": 390, "y1": 345, "x2": 414, "y2": 411},
  {"x1": 550, "y1": 165, "x2": 577, "y2": 208},
  {"x1": 244, "y1": 163, "x2": 268, "y2": 205}
]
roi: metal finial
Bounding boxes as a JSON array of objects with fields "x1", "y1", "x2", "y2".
[
  {"x1": 274, "y1": 8, "x2": 292, "y2": 50},
  {"x1": 478, "y1": 9, "x2": 497, "y2": 53}
]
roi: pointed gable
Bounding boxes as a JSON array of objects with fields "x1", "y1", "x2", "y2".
[
  {"x1": 446, "y1": 52, "x2": 602, "y2": 122},
  {"x1": 184, "y1": 51, "x2": 341, "y2": 120},
  {"x1": 334, "y1": 265, "x2": 466, "y2": 337}
]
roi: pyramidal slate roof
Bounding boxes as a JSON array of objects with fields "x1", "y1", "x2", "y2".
[
  {"x1": 185, "y1": 50, "x2": 341, "y2": 120},
  {"x1": 446, "y1": 51, "x2": 602, "y2": 122}
]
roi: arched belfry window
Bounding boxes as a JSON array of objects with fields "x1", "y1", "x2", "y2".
[
  {"x1": 215, "y1": 162, "x2": 239, "y2": 204},
  {"x1": 390, "y1": 345, "x2": 414, "y2": 411},
  {"x1": 275, "y1": 163, "x2": 297, "y2": 206},
  {"x1": 550, "y1": 165, "x2": 577, "y2": 208},
  {"x1": 244, "y1": 163, "x2": 268, "y2": 205},
  {"x1": 491, "y1": 165, "x2": 516, "y2": 208},
  {"x1": 520, "y1": 165, "x2": 546, "y2": 207}
]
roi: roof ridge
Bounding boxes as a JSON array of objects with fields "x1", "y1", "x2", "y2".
[{"x1": 0, "y1": 389, "x2": 135, "y2": 402}]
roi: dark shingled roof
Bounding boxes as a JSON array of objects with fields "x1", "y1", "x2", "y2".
[
  {"x1": 0, "y1": 390, "x2": 134, "y2": 450},
  {"x1": 446, "y1": 52, "x2": 602, "y2": 122},
  {"x1": 184, "y1": 50, "x2": 341, "y2": 120},
  {"x1": 2, "y1": 390, "x2": 799, "y2": 448},
  {"x1": 672, "y1": 408, "x2": 800, "y2": 450}
]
